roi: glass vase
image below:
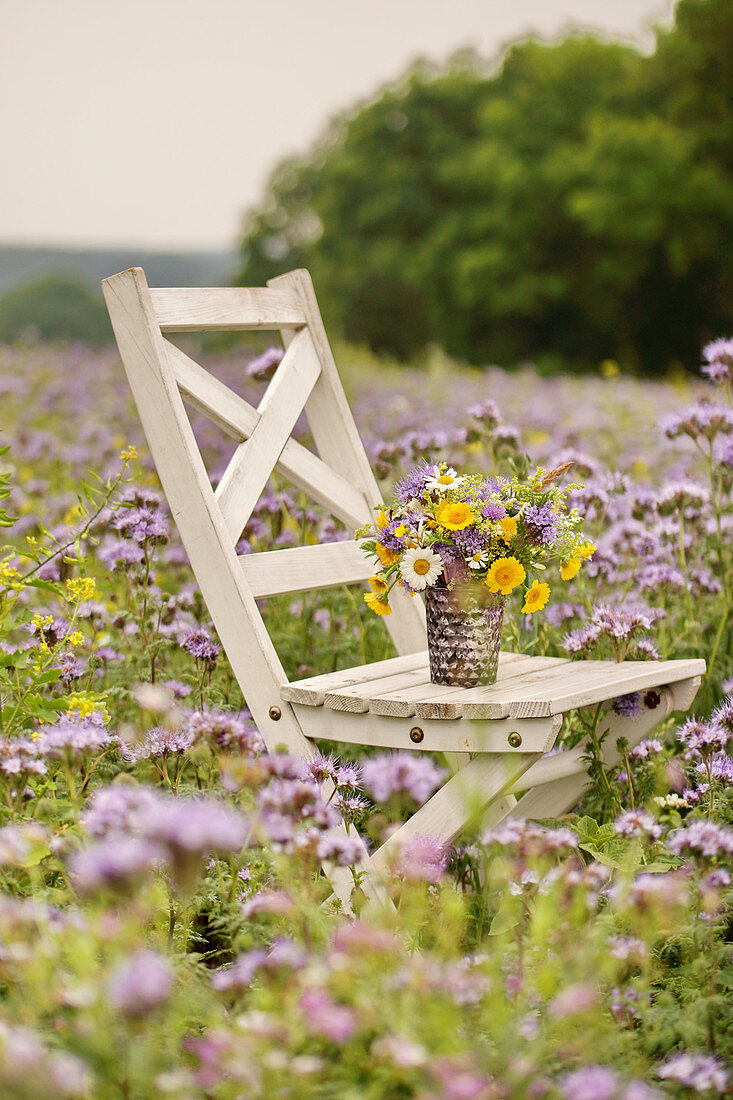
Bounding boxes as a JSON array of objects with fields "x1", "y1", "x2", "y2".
[{"x1": 425, "y1": 583, "x2": 505, "y2": 687}]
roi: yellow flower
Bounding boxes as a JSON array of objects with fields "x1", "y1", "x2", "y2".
[
  {"x1": 485, "y1": 556, "x2": 526, "y2": 595},
  {"x1": 561, "y1": 557, "x2": 582, "y2": 581},
  {"x1": 522, "y1": 580, "x2": 551, "y2": 614},
  {"x1": 119, "y1": 444, "x2": 138, "y2": 462},
  {"x1": 66, "y1": 577, "x2": 97, "y2": 601},
  {"x1": 376, "y1": 510, "x2": 389, "y2": 531},
  {"x1": 364, "y1": 592, "x2": 392, "y2": 616},
  {"x1": 576, "y1": 542, "x2": 596, "y2": 560},
  {"x1": 394, "y1": 524, "x2": 407, "y2": 537},
  {"x1": 368, "y1": 576, "x2": 388, "y2": 595},
  {"x1": 375, "y1": 543, "x2": 397, "y2": 568},
  {"x1": 499, "y1": 516, "x2": 518, "y2": 543},
  {"x1": 436, "y1": 501, "x2": 475, "y2": 531}
]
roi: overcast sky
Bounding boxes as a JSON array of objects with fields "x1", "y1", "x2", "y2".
[{"x1": 1, "y1": 0, "x2": 674, "y2": 251}]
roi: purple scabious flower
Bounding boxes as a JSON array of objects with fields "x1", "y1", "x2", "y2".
[
  {"x1": 106, "y1": 950, "x2": 172, "y2": 1017},
  {"x1": 612, "y1": 691, "x2": 643, "y2": 719},
  {"x1": 668, "y1": 820, "x2": 733, "y2": 862},
  {"x1": 180, "y1": 629, "x2": 220, "y2": 666},
  {"x1": 614, "y1": 810, "x2": 662, "y2": 841},
  {"x1": 560, "y1": 1066, "x2": 619, "y2": 1100},
  {"x1": 522, "y1": 502, "x2": 558, "y2": 546},
  {"x1": 246, "y1": 345, "x2": 284, "y2": 381},
  {"x1": 361, "y1": 751, "x2": 446, "y2": 804},
  {"x1": 393, "y1": 462, "x2": 433, "y2": 505},
  {"x1": 657, "y1": 1052, "x2": 729, "y2": 1093}
]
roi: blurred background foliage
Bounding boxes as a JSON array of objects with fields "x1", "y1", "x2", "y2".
[{"x1": 237, "y1": 0, "x2": 733, "y2": 375}]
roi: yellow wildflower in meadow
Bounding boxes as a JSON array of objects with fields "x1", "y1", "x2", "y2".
[
  {"x1": 436, "y1": 501, "x2": 475, "y2": 531},
  {"x1": 576, "y1": 543, "x2": 596, "y2": 560},
  {"x1": 522, "y1": 580, "x2": 551, "y2": 614},
  {"x1": 485, "y1": 557, "x2": 526, "y2": 595},
  {"x1": 368, "y1": 577, "x2": 388, "y2": 596},
  {"x1": 66, "y1": 577, "x2": 97, "y2": 602}
]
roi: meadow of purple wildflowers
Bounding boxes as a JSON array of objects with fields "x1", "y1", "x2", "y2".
[{"x1": 0, "y1": 335, "x2": 730, "y2": 1095}]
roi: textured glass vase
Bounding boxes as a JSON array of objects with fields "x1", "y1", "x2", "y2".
[{"x1": 425, "y1": 584, "x2": 505, "y2": 687}]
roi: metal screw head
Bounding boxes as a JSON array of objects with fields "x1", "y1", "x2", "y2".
[
  {"x1": 269, "y1": 706, "x2": 282, "y2": 721},
  {"x1": 409, "y1": 726, "x2": 424, "y2": 744},
  {"x1": 507, "y1": 731, "x2": 522, "y2": 748}
]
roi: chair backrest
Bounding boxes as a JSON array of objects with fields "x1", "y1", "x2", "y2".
[{"x1": 102, "y1": 267, "x2": 426, "y2": 758}]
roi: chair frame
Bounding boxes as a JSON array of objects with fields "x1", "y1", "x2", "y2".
[{"x1": 102, "y1": 267, "x2": 704, "y2": 907}]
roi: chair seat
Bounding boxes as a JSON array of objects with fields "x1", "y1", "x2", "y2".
[{"x1": 281, "y1": 651, "x2": 706, "y2": 721}]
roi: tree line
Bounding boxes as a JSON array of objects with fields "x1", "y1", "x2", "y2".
[{"x1": 237, "y1": 0, "x2": 733, "y2": 374}]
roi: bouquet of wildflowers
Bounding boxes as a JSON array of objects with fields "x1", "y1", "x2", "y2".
[{"x1": 359, "y1": 461, "x2": 595, "y2": 616}]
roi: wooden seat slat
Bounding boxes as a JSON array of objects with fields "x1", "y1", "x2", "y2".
[{"x1": 280, "y1": 651, "x2": 429, "y2": 706}]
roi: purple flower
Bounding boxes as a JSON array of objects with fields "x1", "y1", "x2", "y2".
[
  {"x1": 677, "y1": 716, "x2": 728, "y2": 760},
  {"x1": 246, "y1": 346, "x2": 284, "y2": 381},
  {"x1": 115, "y1": 504, "x2": 169, "y2": 546},
  {"x1": 316, "y1": 833, "x2": 365, "y2": 866},
  {"x1": 614, "y1": 810, "x2": 662, "y2": 841},
  {"x1": 630, "y1": 738, "x2": 663, "y2": 760},
  {"x1": 701, "y1": 336, "x2": 733, "y2": 385},
  {"x1": 187, "y1": 709, "x2": 264, "y2": 755},
  {"x1": 35, "y1": 714, "x2": 114, "y2": 760},
  {"x1": 657, "y1": 1052, "x2": 729, "y2": 1093},
  {"x1": 106, "y1": 950, "x2": 172, "y2": 1017},
  {"x1": 299, "y1": 988, "x2": 357, "y2": 1044},
  {"x1": 121, "y1": 725, "x2": 194, "y2": 763},
  {"x1": 180, "y1": 629, "x2": 220, "y2": 666},
  {"x1": 68, "y1": 836, "x2": 162, "y2": 894},
  {"x1": 613, "y1": 692, "x2": 643, "y2": 719},
  {"x1": 481, "y1": 819, "x2": 579, "y2": 857},
  {"x1": 481, "y1": 501, "x2": 507, "y2": 521},
  {"x1": 83, "y1": 785, "x2": 160, "y2": 839},
  {"x1": 560, "y1": 1066, "x2": 619, "y2": 1100},
  {"x1": 668, "y1": 820, "x2": 733, "y2": 862},
  {"x1": 662, "y1": 402, "x2": 733, "y2": 442},
  {"x1": 361, "y1": 751, "x2": 446, "y2": 804},
  {"x1": 696, "y1": 754, "x2": 733, "y2": 784},
  {"x1": 393, "y1": 461, "x2": 434, "y2": 504},
  {"x1": 523, "y1": 502, "x2": 558, "y2": 545},
  {"x1": 394, "y1": 835, "x2": 448, "y2": 883}
]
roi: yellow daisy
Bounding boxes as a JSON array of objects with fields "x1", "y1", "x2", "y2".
[
  {"x1": 499, "y1": 515, "x2": 518, "y2": 543},
  {"x1": 364, "y1": 592, "x2": 392, "y2": 616},
  {"x1": 561, "y1": 557, "x2": 582, "y2": 581},
  {"x1": 375, "y1": 543, "x2": 397, "y2": 568},
  {"x1": 436, "y1": 501, "x2": 475, "y2": 531},
  {"x1": 576, "y1": 542, "x2": 596, "y2": 560},
  {"x1": 522, "y1": 580, "x2": 551, "y2": 614},
  {"x1": 485, "y1": 556, "x2": 526, "y2": 595},
  {"x1": 368, "y1": 576, "x2": 388, "y2": 595}
]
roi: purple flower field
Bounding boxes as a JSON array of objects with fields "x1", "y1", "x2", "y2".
[{"x1": 0, "y1": 335, "x2": 731, "y2": 1097}]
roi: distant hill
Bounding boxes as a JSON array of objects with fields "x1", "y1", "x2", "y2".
[{"x1": 0, "y1": 244, "x2": 238, "y2": 296}]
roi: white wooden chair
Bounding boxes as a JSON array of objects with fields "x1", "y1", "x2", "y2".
[{"x1": 102, "y1": 267, "x2": 705, "y2": 907}]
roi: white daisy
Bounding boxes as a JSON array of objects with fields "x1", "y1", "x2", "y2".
[
  {"x1": 424, "y1": 466, "x2": 465, "y2": 493},
  {"x1": 400, "y1": 546, "x2": 444, "y2": 590},
  {"x1": 467, "y1": 550, "x2": 489, "y2": 571}
]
